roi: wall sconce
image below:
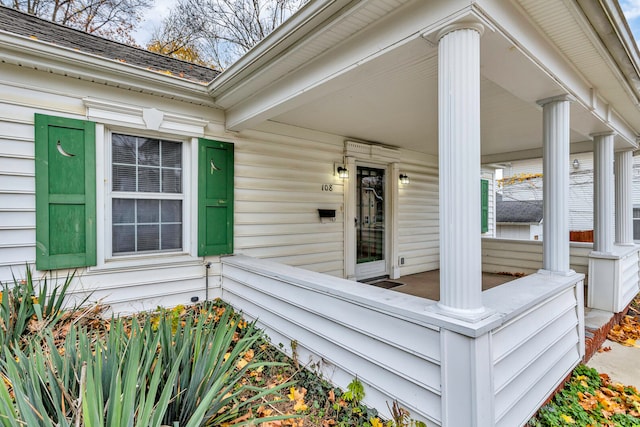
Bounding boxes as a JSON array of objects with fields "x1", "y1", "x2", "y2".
[
  {"x1": 336, "y1": 165, "x2": 349, "y2": 179},
  {"x1": 399, "y1": 173, "x2": 410, "y2": 184},
  {"x1": 573, "y1": 158, "x2": 580, "y2": 169}
]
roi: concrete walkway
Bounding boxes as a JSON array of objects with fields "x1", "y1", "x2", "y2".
[{"x1": 587, "y1": 339, "x2": 640, "y2": 390}]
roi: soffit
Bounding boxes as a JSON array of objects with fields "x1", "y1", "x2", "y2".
[
  {"x1": 211, "y1": 0, "x2": 411, "y2": 107},
  {"x1": 516, "y1": 0, "x2": 640, "y2": 132}
]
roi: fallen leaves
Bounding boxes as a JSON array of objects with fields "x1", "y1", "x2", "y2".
[
  {"x1": 288, "y1": 387, "x2": 308, "y2": 412},
  {"x1": 607, "y1": 315, "x2": 640, "y2": 347},
  {"x1": 533, "y1": 365, "x2": 640, "y2": 426}
]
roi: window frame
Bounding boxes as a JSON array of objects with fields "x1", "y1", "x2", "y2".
[
  {"x1": 93, "y1": 126, "x2": 197, "y2": 270},
  {"x1": 633, "y1": 205, "x2": 640, "y2": 242}
]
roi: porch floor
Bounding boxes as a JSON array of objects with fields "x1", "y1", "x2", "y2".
[{"x1": 379, "y1": 270, "x2": 516, "y2": 300}]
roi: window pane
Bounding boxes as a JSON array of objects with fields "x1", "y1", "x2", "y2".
[
  {"x1": 111, "y1": 134, "x2": 184, "y2": 256},
  {"x1": 112, "y1": 134, "x2": 137, "y2": 165},
  {"x1": 161, "y1": 200, "x2": 182, "y2": 222},
  {"x1": 635, "y1": 220, "x2": 640, "y2": 240},
  {"x1": 162, "y1": 141, "x2": 181, "y2": 168},
  {"x1": 113, "y1": 225, "x2": 135, "y2": 253},
  {"x1": 113, "y1": 199, "x2": 135, "y2": 223},
  {"x1": 138, "y1": 225, "x2": 159, "y2": 251},
  {"x1": 162, "y1": 169, "x2": 182, "y2": 193},
  {"x1": 161, "y1": 224, "x2": 182, "y2": 250},
  {"x1": 138, "y1": 167, "x2": 160, "y2": 192},
  {"x1": 113, "y1": 165, "x2": 136, "y2": 191},
  {"x1": 137, "y1": 199, "x2": 159, "y2": 223},
  {"x1": 634, "y1": 208, "x2": 640, "y2": 219},
  {"x1": 138, "y1": 138, "x2": 160, "y2": 166}
]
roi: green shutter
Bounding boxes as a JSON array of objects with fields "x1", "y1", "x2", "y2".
[
  {"x1": 481, "y1": 179, "x2": 489, "y2": 233},
  {"x1": 198, "y1": 138, "x2": 234, "y2": 256},
  {"x1": 35, "y1": 114, "x2": 96, "y2": 270}
]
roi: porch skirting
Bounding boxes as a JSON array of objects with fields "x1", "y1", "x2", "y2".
[{"x1": 221, "y1": 255, "x2": 584, "y2": 427}]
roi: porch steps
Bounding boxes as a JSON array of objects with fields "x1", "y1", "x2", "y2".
[{"x1": 583, "y1": 305, "x2": 632, "y2": 362}]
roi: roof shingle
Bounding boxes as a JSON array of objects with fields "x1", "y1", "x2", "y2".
[{"x1": 0, "y1": 5, "x2": 219, "y2": 83}]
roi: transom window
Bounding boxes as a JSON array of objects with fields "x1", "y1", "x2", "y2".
[{"x1": 111, "y1": 133, "x2": 183, "y2": 255}]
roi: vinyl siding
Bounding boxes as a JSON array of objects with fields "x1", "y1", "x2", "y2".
[
  {"x1": 482, "y1": 238, "x2": 591, "y2": 275},
  {"x1": 221, "y1": 255, "x2": 442, "y2": 426},
  {"x1": 492, "y1": 285, "x2": 582, "y2": 426},
  {"x1": 398, "y1": 155, "x2": 439, "y2": 275},
  {"x1": 0, "y1": 62, "x2": 442, "y2": 310}
]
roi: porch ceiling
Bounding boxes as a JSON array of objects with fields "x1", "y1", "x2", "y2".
[
  {"x1": 217, "y1": 0, "x2": 640, "y2": 160},
  {"x1": 268, "y1": 29, "x2": 611, "y2": 158}
]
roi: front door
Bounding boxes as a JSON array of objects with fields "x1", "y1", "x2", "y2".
[{"x1": 355, "y1": 165, "x2": 387, "y2": 279}]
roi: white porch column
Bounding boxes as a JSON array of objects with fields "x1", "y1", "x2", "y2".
[
  {"x1": 615, "y1": 149, "x2": 634, "y2": 245},
  {"x1": 437, "y1": 22, "x2": 488, "y2": 319},
  {"x1": 593, "y1": 132, "x2": 615, "y2": 254},
  {"x1": 538, "y1": 95, "x2": 574, "y2": 274}
]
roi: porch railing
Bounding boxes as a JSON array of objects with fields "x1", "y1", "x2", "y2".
[
  {"x1": 482, "y1": 237, "x2": 591, "y2": 276},
  {"x1": 221, "y1": 255, "x2": 584, "y2": 427}
]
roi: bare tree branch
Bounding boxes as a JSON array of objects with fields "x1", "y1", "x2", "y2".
[
  {"x1": 148, "y1": 0, "x2": 305, "y2": 70},
  {"x1": 1, "y1": 0, "x2": 152, "y2": 44}
]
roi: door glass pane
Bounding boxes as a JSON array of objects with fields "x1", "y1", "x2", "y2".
[{"x1": 357, "y1": 166, "x2": 385, "y2": 264}]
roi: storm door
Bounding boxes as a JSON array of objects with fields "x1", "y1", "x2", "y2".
[{"x1": 355, "y1": 166, "x2": 387, "y2": 279}]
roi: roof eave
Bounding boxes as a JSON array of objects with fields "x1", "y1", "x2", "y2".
[
  {"x1": 207, "y1": 0, "x2": 359, "y2": 101},
  {"x1": 576, "y1": 0, "x2": 640, "y2": 106},
  {"x1": 0, "y1": 31, "x2": 217, "y2": 107}
]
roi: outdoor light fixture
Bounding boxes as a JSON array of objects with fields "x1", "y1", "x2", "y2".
[
  {"x1": 337, "y1": 166, "x2": 349, "y2": 179},
  {"x1": 573, "y1": 159, "x2": 580, "y2": 169},
  {"x1": 399, "y1": 173, "x2": 410, "y2": 184}
]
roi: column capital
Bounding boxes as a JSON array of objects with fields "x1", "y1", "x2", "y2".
[
  {"x1": 537, "y1": 94, "x2": 576, "y2": 107},
  {"x1": 436, "y1": 21, "x2": 485, "y2": 41},
  {"x1": 590, "y1": 131, "x2": 616, "y2": 139}
]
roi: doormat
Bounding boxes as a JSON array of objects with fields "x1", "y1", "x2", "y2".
[{"x1": 367, "y1": 280, "x2": 403, "y2": 289}]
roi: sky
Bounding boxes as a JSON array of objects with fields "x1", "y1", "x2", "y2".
[
  {"x1": 132, "y1": 0, "x2": 174, "y2": 46},
  {"x1": 132, "y1": 1, "x2": 640, "y2": 49},
  {"x1": 621, "y1": 0, "x2": 640, "y2": 41}
]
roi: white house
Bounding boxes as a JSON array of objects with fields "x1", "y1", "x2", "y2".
[
  {"x1": 501, "y1": 152, "x2": 640, "y2": 240},
  {"x1": 1, "y1": 1, "x2": 640, "y2": 426},
  {"x1": 495, "y1": 194, "x2": 543, "y2": 240}
]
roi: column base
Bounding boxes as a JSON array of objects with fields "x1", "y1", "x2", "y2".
[
  {"x1": 537, "y1": 268, "x2": 576, "y2": 277},
  {"x1": 587, "y1": 247, "x2": 640, "y2": 313},
  {"x1": 427, "y1": 302, "x2": 495, "y2": 322}
]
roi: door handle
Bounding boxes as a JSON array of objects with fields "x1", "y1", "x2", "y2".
[{"x1": 354, "y1": 217, "x2": 358, "y2": 227}]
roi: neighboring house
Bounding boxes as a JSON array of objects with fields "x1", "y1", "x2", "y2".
[
  {"x1": 2, "y1": 1, "x2": 640, "y2": 426},
  {"x1": 500, "y1": 151, "x2": 640, "y2": 241},
  {"x1": 495, "y1": 194, "x2": 543, "y2": 240}
]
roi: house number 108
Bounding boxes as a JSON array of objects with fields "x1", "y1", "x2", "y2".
[{"x1": 322, "y1": 184, "x2": 333, "y2": 191}]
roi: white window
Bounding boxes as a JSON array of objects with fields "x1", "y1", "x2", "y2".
[
  {"x1": 634, "y1": 207, "x2": 640, "y2": 241},
  {"x1": 110, "y1": 133, "x2": 184, "y2": 256}
]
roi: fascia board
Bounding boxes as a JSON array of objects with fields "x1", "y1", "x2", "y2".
[{"x1": 0, "y1": 31, "x2": 215, "y2": 107}]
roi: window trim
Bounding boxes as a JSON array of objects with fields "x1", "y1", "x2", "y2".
[
  {"x1": 633, "y1": 205, "x2": 640, "y2": 242},
  {"x1": 91, "y1": 126, "x2": 197, "y2": 271}
]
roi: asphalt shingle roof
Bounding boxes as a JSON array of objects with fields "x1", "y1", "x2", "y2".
[
  {"x1": 0, "y1": 5, "x2": 219, "y2": 83},
  {"x1": 496, "y1": 194, "x2": 544, "y2": 223}
]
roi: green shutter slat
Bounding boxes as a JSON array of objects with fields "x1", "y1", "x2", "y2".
[
  {"x1": 35, "y1": 114, "x2": 96, "y2": 270},
  {"x1": 481, "y1": 179, "x2": 489, "y2": 233},
  {"x1": 198, "y1": 138, "x2": 234, "y2": 256}
]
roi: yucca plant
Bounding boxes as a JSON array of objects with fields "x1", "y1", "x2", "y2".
[
  {"x1": 0, "y1": 300, "x2": 295, "y2": 426},
  {"x1": 0, "y1": 268, "x2": 82, "y2": 350},
  {"x1": 156, "y1": 305, "x2": 294, "y2": 426}
]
